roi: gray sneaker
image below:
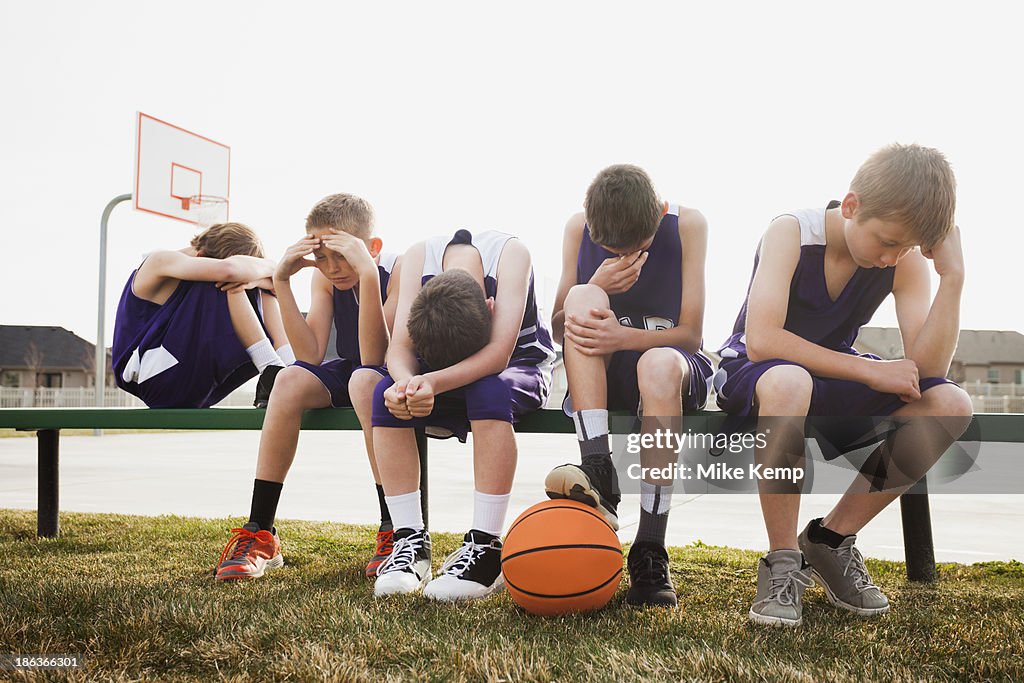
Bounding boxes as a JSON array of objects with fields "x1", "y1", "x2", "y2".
[
  {"x1": 749, "y1": 549, "x2": 814, "y2": 627},
  {"x1": 798, "y1": 524, "x2": 890, "y2": 616}
]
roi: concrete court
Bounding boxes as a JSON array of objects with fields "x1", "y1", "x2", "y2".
[{"x1": 1, "y1": 431, "x2": 1021, "y2": 564}]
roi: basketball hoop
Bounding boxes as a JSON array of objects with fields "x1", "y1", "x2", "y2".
[{"x1": 188, "y1": 194, "x2": 229, "y2": 228}]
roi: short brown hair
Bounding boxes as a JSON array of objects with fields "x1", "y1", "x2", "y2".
[
  {"x1": 305, "y1": 193, "x2": 374, "y2": 238},
  {"x1": 850, "y1": 143, "x2": 957, "y2": 249},
  {"x1": 407, "y1": 270, "x2": 492, "y2": 370},
  {"x1": 190, "y1": 222, "x2": 264, "y2": 259},
  {"x1": 584, "y1": 164, "x2": 662, "y2": 250}
]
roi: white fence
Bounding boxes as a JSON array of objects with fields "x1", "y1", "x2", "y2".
[
  {"x1": 0, "y1": 385, "x2": 256, "y2": 409},
  {"x1": 963, "y1": 381, "x2": 1024, "y2": 398}
]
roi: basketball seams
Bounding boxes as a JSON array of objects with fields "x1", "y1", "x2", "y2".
[
  {"x1": 506, "y1": 502, "x2": 616, "y2": 535},
  {"x1": 505, "y1": 569, "x2": 623, "y2": 600},
  {"x1": 500, "y1": 544, "x2": 623, "y2": 563}
]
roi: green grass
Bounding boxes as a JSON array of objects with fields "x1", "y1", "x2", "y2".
[{"x1": 1, "y1": 510, "x2": 1022, "y2": 682}]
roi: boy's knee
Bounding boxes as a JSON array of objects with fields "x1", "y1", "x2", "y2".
[
  {"x1": 922, "y1": 383, "x2": 974, "y2": 419},
  {"x1": 267, "y1": 366, "x2": 319, "y2": 410},
  {"x1": 349, "y1": 368, "x2": 384, "y2": 402},
  {"x1": 637, "y1": 348, "x2": 687, "y2": 400},
  {"x1": 755, "y1": 364, "x2": 813, "y2": 413},
  {"x1": 564, "y1": 283, "x2": 609, "y2": 313}
]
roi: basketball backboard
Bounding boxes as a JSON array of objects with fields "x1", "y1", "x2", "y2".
[{"x1": 133, "y1": 112, "x2": 230, "y2": 224}]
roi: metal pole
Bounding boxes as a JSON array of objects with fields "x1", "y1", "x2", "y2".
[
  {"x1": 96, "y1": 194, "x2": 132, "y2": 425},
  {"x1": 38, "y1": 429, "x2": 60, "y2": 537}
]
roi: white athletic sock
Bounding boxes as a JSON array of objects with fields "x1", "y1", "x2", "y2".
[
  {"x1": 276, "y1": 344, "x2": 296, "y2": 366},
  {"x1": 385, "y1": 491, "x2": 424, "y2": 531},
  {"x1": 245, "y1": 339, "x2": 283, "y2": 372},
  {"x1": 640, "y1": 480, "x2": 673, "y2": 515},
  {"x1": 473, "y1": 490, "x2": 511, "y2": 536},
  {"x1": 572, "y1": 409, "x2": 609, "y2": 441}
]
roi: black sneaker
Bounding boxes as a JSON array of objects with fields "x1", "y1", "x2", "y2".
[
  {"x1": 373, "y1": 528, "x2": 432, "y2": 596},
  {"x1": 253, "y1": 364, "x2": 284, "y2": 408},
  {"x1": 544, "y1": 454, "x2": 621, "y2": 529},
  {"x1": 625, "y1": 541, "x2": 677, "y2": 607},
  {"x1": 423, "y1": 529, "x2": 505, "y2": 601}
]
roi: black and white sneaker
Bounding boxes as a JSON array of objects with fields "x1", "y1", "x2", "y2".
[
  {"x1": 625, "y1": 541, "x2": 678, "y2": 607},
  {"x1": 544, "y1": 454, "x2": 621, "y2": 529},
  {"x1": 373, "y1": 528, "x2": 432, "y2": 596},
  {"x1": 253, "y1": 364, "x2": 284, "y2": 408},
  {"x1": 423, "y1": 530, "x2": 504, "y2": 602}
]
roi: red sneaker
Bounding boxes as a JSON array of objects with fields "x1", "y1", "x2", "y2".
[
  {"x1": 365, "y1": 525, "x2": 394, "y2": 578},
  {"x1": 215, "y1": 522, "x2": 284, "y2": 581}
]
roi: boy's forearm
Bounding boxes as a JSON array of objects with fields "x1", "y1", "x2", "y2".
[
  {"x1": 386, "y1": 342, "x2": 419, "y2": 384},
  {"x1": 273, "y1": 279, "x2": 319, "y2": 361},
  {"x1": 357, "y1": 271, "x2": 389, "y2": 367},
  {"x1": 228, "y1": 255, "x2": 273, "y2": 282},
  {"x1": 425, "y1": 345, "x2": 509, "y2": 396},
  {"x1": 906, "y1": 275, "x2": 964, "y2": 378},
  {"x1": 748, "y1": 328, "x2": 876, "y2": 384},
  {"x1": 623, "y1": 326, "x2": 701, "y2": 355}
]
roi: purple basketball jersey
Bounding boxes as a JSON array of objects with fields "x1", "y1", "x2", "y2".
[
  {"x1": 112, "y1": 269, "x2": 264, "y2": 408},
  {"x1": 331, "y1": 253, "x2": 397, "y2": 365}
]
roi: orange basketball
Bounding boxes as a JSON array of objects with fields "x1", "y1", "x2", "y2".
[{"x1": 501, "y1": 499, "x2": 623, "y2": 616}]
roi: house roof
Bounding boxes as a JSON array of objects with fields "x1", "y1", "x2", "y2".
[
  {"x1": 856, "y1": 327, "x2": 1024, "y2": 364},
  {"x1": 0, "y1": 325, "x2": 100, "y2": 370}
]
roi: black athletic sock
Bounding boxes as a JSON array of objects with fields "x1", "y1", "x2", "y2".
[
  {"x1": 808, "y1": 517, "x2": 851, "y2": 549},
  {"x1": 248, "y1": 479, "x2": 283, "y2": 531},
  {"x1": 376, "y1": 484, "x2": 392, "y2": 528}
]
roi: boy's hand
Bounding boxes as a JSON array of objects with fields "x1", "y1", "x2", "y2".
[
  {"x1": 275, "y1": 235, "x2": 320, "y2": 282},
  {"x1": 920, "y1": 225, "x2": 964, "y2": 281},
  {"x1": 589, "y1": 251, "x2": 648, "y2": 294},
  {"x1": 564, "y1": 308, "x2": 630, "y2": 356},
  {"x1": 321, "y1": 231, "x2": 378, "y2": 279},
  {"x1": 405, "y1": 375, "x2": 436, "y2": 418},
  {"x1": 384, "y1": 380, "x2": 413, "y2": 420},
  {"x1": 866, "y1": 358, "x2": 921, "y2": 403}
]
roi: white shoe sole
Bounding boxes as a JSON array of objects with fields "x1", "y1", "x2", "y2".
[
  {"x1": 374, "y1": 570, "x2": 430, "y2": 597},
  {"x1": 810, "y1": 570, "x2": 890, "y2": 616},
  {"x1": 544, "y1": 466, "x2": 619, "y2": 530},
  {"x1": 424, "y1": 574, "x2": 506, "y2": 602},
  {"x1": 748, "y1": 607, "x2": 801, "y2": 627}
]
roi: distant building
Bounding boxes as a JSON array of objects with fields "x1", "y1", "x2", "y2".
[
  {"x1": 0, "y1": 325, "x2": 113, "y2": 389},
  {"x1": 856, "y1": 327, "x2": 1024, "y2": 384}
]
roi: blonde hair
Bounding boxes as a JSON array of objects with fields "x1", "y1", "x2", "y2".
[
  {"x1": 190, "y1": 222, "x2": 264, "y2": 259},
  {"x1": 584, "y1": 164, "x2": 662, "y2": 250},
  {"x1": 850, "y1": 144, "x2": 957, "y2": 249},
  {"x1": 305, "y1": 193, "x2": 374, "y2": 238}
]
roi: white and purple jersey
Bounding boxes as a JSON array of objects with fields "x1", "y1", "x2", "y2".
[
  {"x1": 574, "y1": 204, "x2": 714, "y2": 412},
  {"x1": 714, "y1": 201, "x2": 954, "y2": 419},
  {"x1": 421, "y1": 229, "x2": 557, "y2": 375}
]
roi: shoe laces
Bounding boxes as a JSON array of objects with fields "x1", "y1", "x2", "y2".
[
  {"x1": 218, "y1": 527, "x2": 271, "y2": 566},
  {"x1": 767, "y1": 567, "x2": 814, "y2": 606},
  {"x1": 835, "y1": 544, "x2": 880, "y2": 592},
  {"x1": 438, "y1": 537, "x2": 498, "y2": 577},
  {"x1": 376, "y1": 531, "x2": 425, "y2": 577},
  {"x1": 631, "y1": 547, "x2": 670, "y2": 586},
  {"x1": 581, "y1": 455, "x2": 621, "y2": 500},
  {"x1": 375, "y1": 529, "x2": 394, "y2": 557}
]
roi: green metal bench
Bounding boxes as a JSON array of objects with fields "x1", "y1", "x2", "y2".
[{"x1": 1, "y1": 408, "x2": 1019, "y2": 582}]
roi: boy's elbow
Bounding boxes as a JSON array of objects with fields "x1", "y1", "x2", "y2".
[{"x1": 745, "y1": 333, "x2": 768, "y2": 363}]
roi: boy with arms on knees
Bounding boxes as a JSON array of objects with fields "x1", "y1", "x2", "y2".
[
  {"x1": 371, "y1": 229, "x2": 554, "y2": 600},
  {"x1": 547, "y1": 164, "x2": 714, "y2": 607},
  {"x1": 215, "y1": 194, "x2": 402, "y2": 581},
  {"x1": 113, "y1": 222, "x2": 291, "y2": 409},
  {"x1": 715, "y1": 144, "x2": 972, "y2": 626}
]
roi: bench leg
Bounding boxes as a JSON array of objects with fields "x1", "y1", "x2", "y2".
[
  {"x1": 416, "y1": 429, "x2": 429, "y2": 528},
  {"x1": 38, "y1": 429, "x2": 60, "y2": 538},
  {"x1": 900, "y1": 479, "x2": 937, "y2": 582}
]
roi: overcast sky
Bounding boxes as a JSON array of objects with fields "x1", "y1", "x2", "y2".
[{"x1": 2, "y1": 1, "x2": 1022, "y2": 351}]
